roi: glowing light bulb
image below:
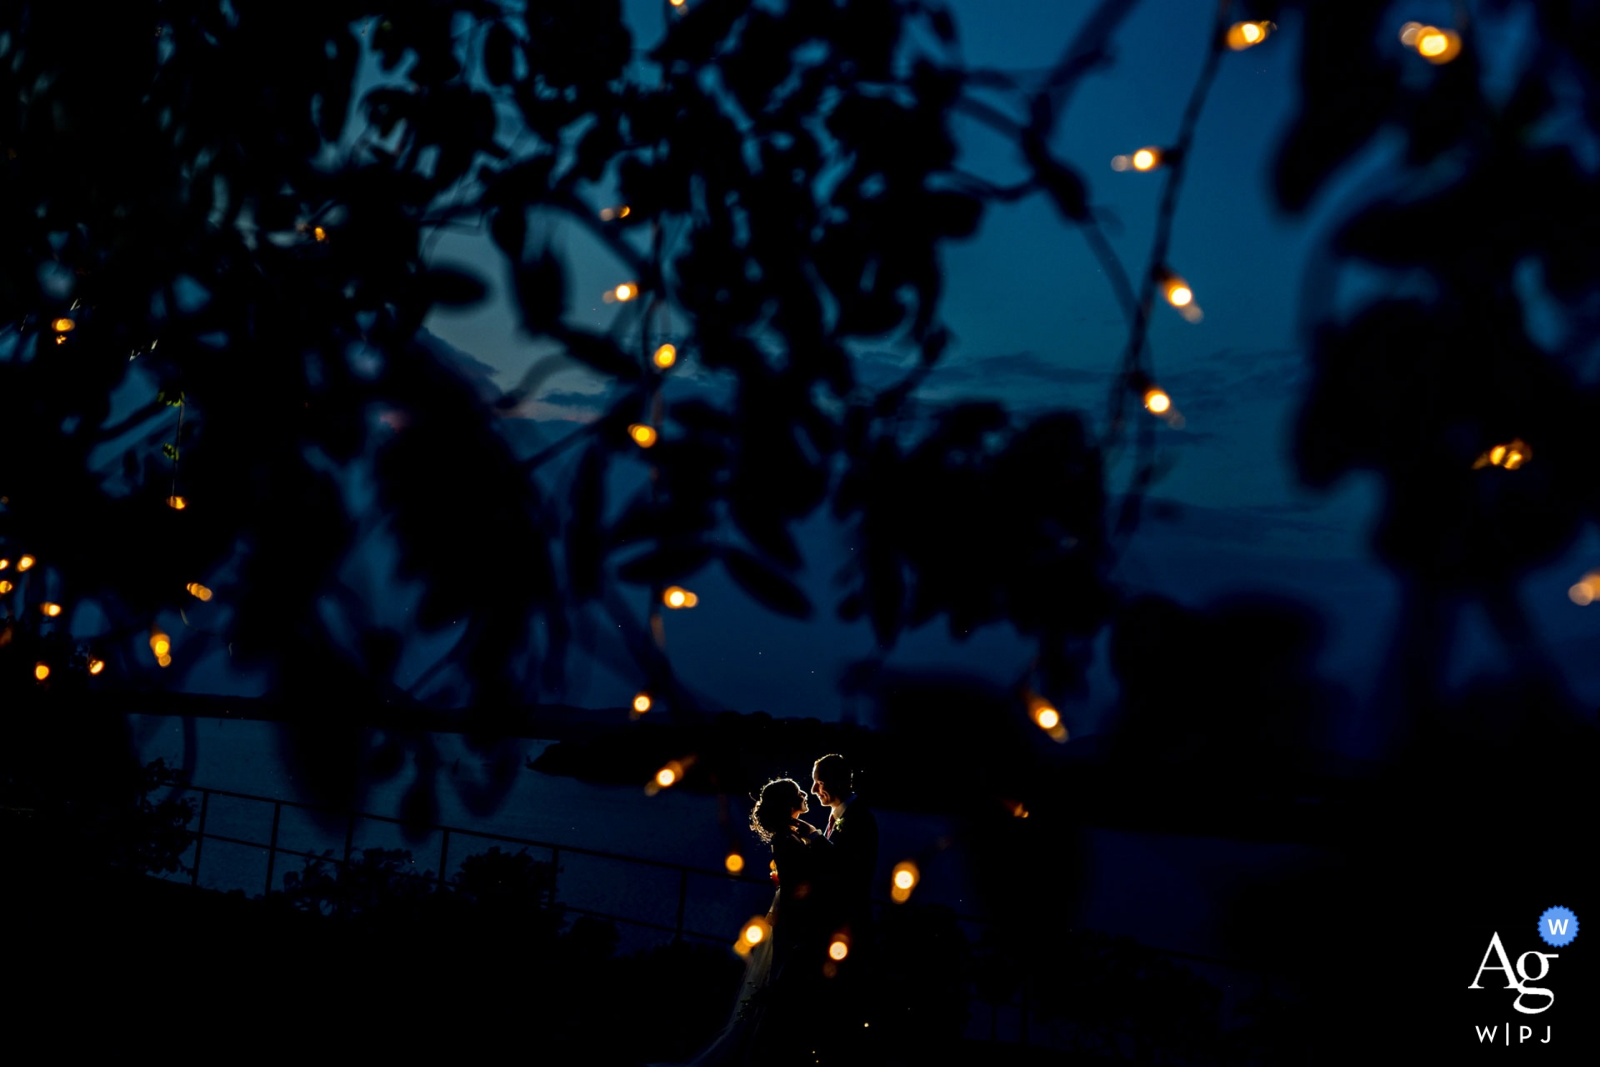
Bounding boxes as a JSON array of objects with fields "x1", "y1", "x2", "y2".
[
  {"x1": 670, "y1": 0, "x2": 685, "y2": 6},
  {"x1": 55, "y1": 335, "x2": 67, "y2": 345},
  {"x1": 0, "y1": 559, "x2": 8, "y2": 570},
  {"x1": 664, "y1": 586, "x2": 698, "y2": 609},
  {"x1": 1144, "y1": 388, "x2": 1171, "y2": 415},
  {"x1": 34, "y1": 663, "x2": 50, "y2": 681},
  {"x1": 1569, "y1": 583, "x2": 1594, "y2": 606},
  {"x1": 88, "y1": 658, "x2": 105, "y2": 675},
  {"x1": 633, "y1": 693, "x2": 652, "y2": 713},
  {"x1": 1034, "y1": 706, "x2": 1060, "y2": 730},
  {"x1": 150, "y1": 633, "x2": 171, "y2": 657},
  {"x1": 892, "y1": 862, "x2": 919, "y2": 892},
  {"x1": 0, "y1": 581, "x2": 11, "y2": 594},
  {"x1": 157, "y1": 653, "x2": 172, "y2": 668},
  {"x1": 682, "y1": 591, "x2": 699, "y2": 607},
  {"x1": 1226, "y1": 21, "x2": 1272, "y2": 49},
  {"x1": 653, "y1": 344, "x2": 677, "y2": 369},
  {"x1": 725, "y1": 853, "x2": 746, "y2": 874},
  {"x1": 186, "y1": 582, "x2": 213, "y2": 601},
  {"x1": 18, "y1": 555, "x2": 36, "y2": 571},
  {"x1": 41, "y1": 602, "x2": 62, "y2": 617},
  {"x1": 1414, "y1": 27, "x2": 1461, "y2": 63},
  {"x1": 1166, "y1": 283, "x2": 1193, "y2": 307},
  {"x1": 599, "y1": 206, "x2": 632, "y2": 221},
  {"x1": 656, "y1": 767, "x2": 677, "y2": 788},
  {"x1": 1132, "y1": 148, "x2": 1160, "y2": 171},
  {"x1": 1399, "y1": 22, "x2": 1423, "y2": 47},
  {"x1": 743, "y1": 920, "x2": 767, "y2": 945},
  {"x1": 614, "y1": 283, "x2": 636, "y2": 302},
  {"x1": 1490, "y1": 445, "x2": 1507, "y2": 466},
  {"x1": 53, "y1": 317, "x2": 76, "y2": 333},
  {"x1": 313, "y1": 226, "x2": 327, "y2": 241},
  {"x1": 628, "y1": 423, "x2": 658, "y2": 448},
  {"x1": 167, "y1": 495, "x2": 187, "y2": 510},
  {"x1": 829, "y1": 940, "x2": 849, "y2": 961}
]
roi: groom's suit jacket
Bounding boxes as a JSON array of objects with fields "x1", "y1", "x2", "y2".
[{"x1": 825, "y1": 798, "x2": 880, "y2": 939}]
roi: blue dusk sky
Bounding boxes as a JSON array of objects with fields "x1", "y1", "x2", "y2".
[{"x1": 158, "y1": 1, "x2": 1600, "y2": 754}]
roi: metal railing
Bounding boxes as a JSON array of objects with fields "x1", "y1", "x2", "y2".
[
  {"x1": 163, "y1": 782, "x2": 1273, "y2": 1049},
  {"x1": 175, "y1": 782, "x2": 777, "y2": 943}
]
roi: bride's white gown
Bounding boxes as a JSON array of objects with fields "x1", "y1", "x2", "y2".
[{"x1": 652, "y1": 910, "x2": 776, "y2": 1067}]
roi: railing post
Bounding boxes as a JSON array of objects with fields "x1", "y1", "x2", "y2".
[
  {"x1": 340, "y1": 809, "x2": 356, "y2": 917},
  {"x1": 342, "y1": 808, "x2": 356, "y2": 867},
  {"x1": 1020, "y1": 985, "x2": 1029, "y2": 1047},
  {"x1": 674, "y1": 868, "x2": 689, "y2": 942},
  {"x1": 190, "y1": 790, "x2": 210, "y2": 887},
  {"x1": 437, "y1": 829, "x2": 450, "y2": 891},
  {"x1": 263, "y1": 800, "x2": 282, "y2": 897}
]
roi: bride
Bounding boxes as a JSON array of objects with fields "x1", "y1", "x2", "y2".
[{"x1": 663, "y1": 777, "x2": 830, "y2": 1066}]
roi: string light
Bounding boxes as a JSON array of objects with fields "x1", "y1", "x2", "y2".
[
  {"x1": 88, "y1": 658, "x2": 105, "y2": 675},
  {"x1": 653, "y1": 344, "x2": 677, "y2": 369},
  {"x1": 725, "y1": 852, "x2": 745, "y2": 874},
  {"x1": 1226, "y1": 21, "x2": 1273, "y2": 50},
  {"x1": 167, "y1": 495, "x2": 187, "y2": 510},
  {"x1": 670, "y1": 0, "x2": 686, "y2": 7},
  {"x1": 1111, "y1": 146, "x2": 1163, "y2": 172},
  {"x1": 603, "y1": 283, "x2": 638, "y2": 303},
  {"x1": 0, "y1": 558, "x2": 8, "y2": 570},
  {"x1": 18, "y1": 555, "x2": 35, "y2": 571},
  {"x1": 41, "y1": 602, "x2": 62, "y2": 617},
  {"x1": 1160, "y1": 272, "x2": 1204, "y2": 322},
  {"x1": 628, "y1": 423, "x2": 658, "y2": 448},
  {"x1": 1143, "y1": 388, "x2": 1171, "y2": 415},
  {"x1": 1403, "y1": 23, "x2": 1462, "y2": 64},
  {"x1": 313, "y1": 226, "x2": 327, "y2": 241},
  {"x1": 0, "y1": 581, "x2": 11, "y2": 594},
  {"x1": 1027, "y1": 692, "x2": 1070, "y2": 742},
  {"x1": 890, "y1": 861, "x2": 919, "y2": 903},
  {"x1": 598, "y1": 206, "x2": 631, "y2": 221},
  {"x1": 34, "y1": 663, "x2": 49, "y2": 681},
  {"x1": 1472, "y1": 438, "x2": 1531, "y2": 470},
  {"x1": 52, "y1": 317, "x2": 75, "y2": 333},
  {"x1": 734, "y1": 916, "x2": 771, "y2": 956},
  {"x1": 828, "y1": 938, "x2": 850, "y2": 961},
  {"x1": 663, "y1": 585, "x2": 699, "y2": 609},
  {"x1": 1568, "y1": 567, "x2": 1600, "y2": 605},
  {"x1": 186, "y1": 582, "x2": 213, "y2": 601},
  {"x1": 150, "y1": 631, "x2": 171, "y2": 658},
  {"x1": 633, "y1": 692, "x2": 652, "y2": 713},
  {"x1": 157, "y1": 653, "x2": 173, "y2": 668}
]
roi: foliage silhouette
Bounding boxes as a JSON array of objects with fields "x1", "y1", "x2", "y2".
[{"x1": 5, "y1": 0, "x2": 1600, "y2": 1059}]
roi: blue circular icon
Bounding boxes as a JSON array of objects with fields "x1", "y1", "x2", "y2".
[{"x1": 1538, "y1": 906, "x2": 1578, "y2": 948}]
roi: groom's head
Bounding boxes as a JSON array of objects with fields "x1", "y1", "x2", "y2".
[{"x1": 812, "y1": 753, "x2": 851, "y2": 806}]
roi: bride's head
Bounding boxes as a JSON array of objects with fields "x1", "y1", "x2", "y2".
[{"x1": 750, "y1": 778, "x2": 807, "y2": 843}]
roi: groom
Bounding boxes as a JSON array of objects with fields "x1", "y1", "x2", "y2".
[{"x1": 811, "y1": 753, "x2": 879, "y2": 957}]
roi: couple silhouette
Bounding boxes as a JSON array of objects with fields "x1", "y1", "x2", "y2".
[{"x1": 668, "y1": 753, "x2": 881, "y2": 1067}]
